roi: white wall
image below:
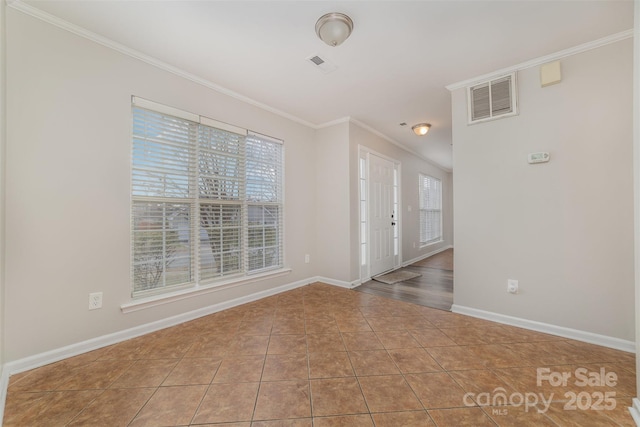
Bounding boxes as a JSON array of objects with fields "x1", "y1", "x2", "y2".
[
  {"x1": 315, "y1": 122, "x2": 351, "y2": 282},
  {"x1": 452, "y1": 39, "x2": 634, "y2": 341},
  {"x1": 0, "y1": 0, "x2": 7, "y2": 371},
  {"x1": 5, "y1": 9, "x2": 317, "y2": 362},
  {"x1": 633, "y1": 0, "x2": 640, "y2": 396}
]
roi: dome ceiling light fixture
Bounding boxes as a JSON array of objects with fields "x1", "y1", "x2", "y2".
[
  {"x1": 315, "y1": 12, "x2": 354, "y2": 47},
  {"x1": 412, "y1": 123, "x2": 432, "y2": 136}
]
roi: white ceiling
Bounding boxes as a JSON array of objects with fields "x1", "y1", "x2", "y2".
[{"x1": 22, "y1": 0, "x2": 634, "y2": 170}]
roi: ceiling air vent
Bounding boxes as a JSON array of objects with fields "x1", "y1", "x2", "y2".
[
  {"x1": 467, "y1": 73, "x2": 517, "y2": 124},
  {"x1": 306, "y1": 54, "x2": 338, "y2": 74}
]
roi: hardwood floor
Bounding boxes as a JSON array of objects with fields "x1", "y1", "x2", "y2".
[{"x1": 355, "y1": 249, "x2": 453, "y2": 311}]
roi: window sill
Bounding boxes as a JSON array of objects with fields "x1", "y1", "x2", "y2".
[{"x1": 120, "y1": 267, "x2": 292, "y2": 314}]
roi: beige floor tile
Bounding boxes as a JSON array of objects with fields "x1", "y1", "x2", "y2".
[
  {"x1": 341, "y1": 332, "x2": 384, "y2": 351},
  {"x1": 426, "y1": 345, "x2": 488, "y2": 371},
  {"x1": 409, "y1": 329, "x2": 457, "y2": 347},
  {"x1": 448, "y1": 369, "x2": 517, "y2": 400},
  {"x1": 66, "y1": 388, "x2": 155, "y2": 426},
  {"x1": 267, "y1": 334, "x2": 307, "y2": 354},
  {"x1": 308, "y1": 352, "x2": 354, "y2": 378},
  {"x1": 371, "y1": 410, "x2": 435, "y2": 427},
  {"x1": 405, "y1": 372, "x2": 469, "y2": 409},
  {"x1": 376, "y1": 330, "x2": 421, "y2": 349},
  {"x1": 262, "y1": 354, "x2": 309, "y2": 381},
  {"x1": 109, "y1": 358, "x2": 178, "y2": 388},
  {"x1": 162, "y1": 357, "x2": 221, "y2": 386},
  {"x1": 3, "y1": 390, "x2": 103, "y2": 426},
  {"x1": 8, "y1": 362, "x2": 77, "y2": 393},
  {"x1": 57, "y1": 359, "x2": 135, "y2": 390},
  {"x1": 482, "y1": 404, "x2": 558, "y2": 427},
  {"x1": 213, "y1": 355, "x2": 265, "y2": 383},
  {"x1": 312, "y1": 414, "x2": 374, "y2": 426},
  {"x1": 543, "y1": 401, "x2": 620, "y2": 426},
  {"x1": 183, "y1": 334, "x2": 234, "y2": 358},
  {"x1": 305, "y1": 318, "x2": 340, "y2": 334},
  {"x1": 236, "y1": 320, "x2": 273, "y2": 335},
  {"x1": 192, "y1": 382, "x2": 259, "y2": 424},
  {"x1": 388, "y1": 348, "x2": 443, "y2": 373},
  {"x1": 428, "y1": 407, "x2": 497, "y2": 426},
  {"x1": 252, "y1": 419, "x2": 312, "y2": 427},
  {"x1": 600, "y1": 397, "x2": 637, "y2": 427},
  {"x1": 334, "y1": 317, "x2": 373, "y2": 332},
  {"x1": 306, "y1": 333, "x2": 346, "y2": 353},
  {"x1": 142, "y1": 334, "x2": 194, "y2": 359},
  {"x1": 253, "y1": 380, "x2": 311, "y2": 420},
  {"x1": 96, "y1": 335, "x2": 156, "y2": 361},
  {"x1": 129, "y1": 385, "x2": 207, "y2": 426},
  {"x1": 358, "y1": 375, "x2": 423, "y2": 412},
  {"x1": 468, "y1": 344, "x2": 530, "y2": 369},
  {"x1": 349, "y1": 350, "x2": 400, "y2": 376},
  {"x1": 227, "y1": 335, "x2": 270, "y2": 355},
  {"x1": 440, "y1": 327, "x2": 490, "y2": 345},
  {"x1": 364, "y1": 316, "x2": 407, "y2": 331},
  {"x1": 271, "y1": 319, "x2": 306, "y2": 335},
  {"x1": 310, "y1": 377, "x2": 368, "y2": 416}
]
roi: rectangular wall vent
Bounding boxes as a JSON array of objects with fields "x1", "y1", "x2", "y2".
[{"x1": 467, "y1": 73, "x2": 518, "y2": 124}]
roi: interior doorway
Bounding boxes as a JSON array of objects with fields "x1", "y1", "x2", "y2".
[{"x1": 359, "y1": 148, "x2": 401, "y2": 281}]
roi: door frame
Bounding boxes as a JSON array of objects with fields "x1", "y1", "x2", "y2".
[{"x1": 358, "y1": 146, "x2": 402, "y2": 282}]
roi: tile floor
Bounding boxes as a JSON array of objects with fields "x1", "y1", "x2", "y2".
[{"x1": 3, "y1": 282, "x2": 637, "y2": 426}]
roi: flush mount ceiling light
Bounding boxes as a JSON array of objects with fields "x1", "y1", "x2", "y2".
[
  {"x1": 315, "y1": 12, "x2": 354, "y2": 47},
  {"x1": 412, "y1": 123, "x2": 431, "y2": 136}
]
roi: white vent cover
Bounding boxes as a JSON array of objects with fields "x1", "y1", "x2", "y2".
[
  {"x1": 467, "y1": 73, "x2": 517, "y2": 124},
  {"x1": 306, "y1": 54, "x2": 338, "y2": 74}
]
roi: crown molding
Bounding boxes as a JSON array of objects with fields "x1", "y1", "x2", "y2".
[
  {"x1": 7, "y1": 0, "x2": 317, "y2": 129},
  {"x1": 446, "y1": 29, "x2": 634, "y2": 91},
  {"x1": 8, "y1": 0, "x2": 452, "y2": 172}
]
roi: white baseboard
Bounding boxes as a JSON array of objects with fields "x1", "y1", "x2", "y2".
[
  {"x1": 629, "y1": 398, "x2": 640, "y2": 426},
  {"x1": 312, "y1": 276, "x2": 360, "y2": 289},
  {"x1": 452, "y1": 304, "x2": 635, "y2": 353},
  {"x1": 2, "y1": 275, "x2": 359, "y2": 378},
  {"x1": 0, "y1": 366, "x2": 7, "y2": 425},
  {"x1": 402, "y1": 244, "x2": 453, "y2": 267},
  {"x1": 3, "y1": 277, "x2": 312, "y2": 377}
]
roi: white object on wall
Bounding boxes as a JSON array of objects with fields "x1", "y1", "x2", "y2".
[
  {"x1": 540, "y1": 60, "x2": 562, "y2": 87},
  {"x1": 527, "y1": 152, "x2": 550, "y2": 164}
]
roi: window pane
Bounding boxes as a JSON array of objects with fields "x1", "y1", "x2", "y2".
[
  {"x1": 199, "y1": 203, "x2": 242, "y2": 279},
  {"x1": 246, "y1": 137, "x2": 281, "y2": 202},
  {"x1": 248, "y1": 204, "x2": 280, "y2": 271},
  {"x1": 132, "y1": 201, "x2": 192, "y2": 292},
  {"x1": 132, "y1": 108, "x2": 196, "y2": 198},
  {"x1": 419, "y1": 174, "x2": 442, "y2": 245},
  {"x1": 198, "y1": 125, "x2": 243, "y2": 200}
]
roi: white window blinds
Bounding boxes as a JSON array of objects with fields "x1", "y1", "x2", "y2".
[
  {"x1": 419, "y1": 174, "x2": 442, "y2": 246},
  {"x1": 246, "y1": 133, "x2": 283, "y2": 272},
  {"x1": 131, "y1": 98, "x2": 284, "y2": 297}
]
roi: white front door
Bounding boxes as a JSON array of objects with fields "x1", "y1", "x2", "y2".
[{"x1": 369, "y1": 154, "x2": 396, "y2": 276}]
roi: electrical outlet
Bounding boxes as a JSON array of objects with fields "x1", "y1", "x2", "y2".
[
  {"x1": 305, "y1": 254, "x2": 310, "y2": 263},
  {"x1": 507, "y1": 279, "x2": 519, "y2": 294},
  {"x1": 89, "y1": 292, "x2": 103, "y2": 310}
]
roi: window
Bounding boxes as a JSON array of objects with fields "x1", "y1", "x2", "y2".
[
  {"x1": 131, "y1": 97, "x2": 283, "y2": 297},
  {"x1": 419, "y1": 174, "x2": 442, "y2": 246}
]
